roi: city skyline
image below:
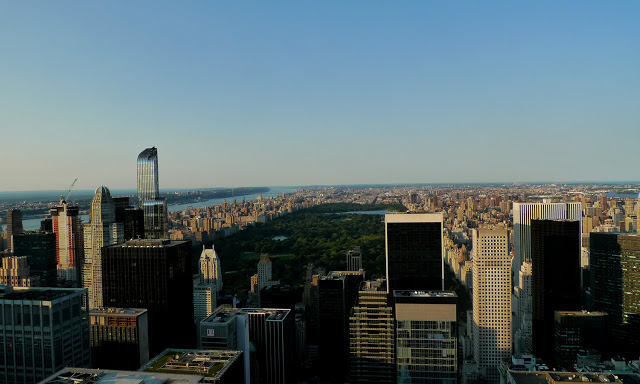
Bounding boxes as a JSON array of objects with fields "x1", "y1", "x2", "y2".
[{"x1": 1, "y1": 2, "x2": 639, "y2": 191}]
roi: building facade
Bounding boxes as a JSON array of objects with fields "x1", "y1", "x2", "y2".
[
  {"x1": 394, "y1": 290, "x2": 458, "y2": 384},
  {"x1": 101, "y1": 239, "x2": 194, "y2": 356},
  {"x1": 0, "y1": 286, "x2": 91, "y2": 383},
  {"x1": 5, "y1": 209, "x2": 23, "y2": 254},
  {"x1": 137, "y1": 147, "x2": 168, "y2": 239},
  {"x1": 348, "y1": 279, "x2": 394, "y2": 383},
  {"x1": 472, "y1": 229, "x2": 511, "y2": 384},
  {"x1": 0, "y1": 256, "x2": 40, "y2": 287},
  {"x1": 589, "y1": 232, "x2": 640, "y2": 357},
  {"x1": 90, "y1": 307, "x2": 149, "y2": 370},
  {"x1": 385, "y1": 212, "x2": 444, "y2": 294},
  {"x1": 346, "y1": 246, "x2": 362, "y2": 271},
  {"x1": 51, "y1": 198, "x2": 84, "y2": 285},
  {"x1": 83, "y1": 186, "x2": 123, "y2": 308},
  {"x1": 12, "y1": 232, "x2": 57, "y2": 287},
  {"x1": 530, "y1": 219, "x2": 581, "y2": 364}
]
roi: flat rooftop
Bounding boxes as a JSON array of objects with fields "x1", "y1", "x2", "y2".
[
  {"x1": 393, "y1": 290, "x2": 457, "y2": 298},
  {"x1": 0, "y1": 287, "x2": 84, "y2": 302},
  {"x1": 90, "y1": 308, "x2": 148, "y2": 317},
  {"x1": 107, "y1": 239, "x2": 187, "y2": 248},
  {"x1": 141, "y1": 349, "x2": 241, "y2": 379},
  {"x1": 555, "y1": 310, "x2": 608, "y2": 317},
  {"x1": 40, "y1": 367, "x2": 201, "y2": 384}
]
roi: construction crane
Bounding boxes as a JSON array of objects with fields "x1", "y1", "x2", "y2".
[{"x1": 64, "y1": 178, "x2": 78, "y2": 202}]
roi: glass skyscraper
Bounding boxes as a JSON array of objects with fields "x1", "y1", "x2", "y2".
[{"x1": 136, "y1": 147, "x2": 168, "y2": 239}]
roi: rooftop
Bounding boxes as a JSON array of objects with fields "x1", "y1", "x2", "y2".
[
  {"x1": 393, "y1": 290, "x2": 457, "y2": 298},
  {"x1": 141, "y1": 349, "x2": 241, "y2": 380},
  {"x1": 0, "y1": 287, "x2": 85, "y2": 302},
  {"x1": 90, "y1": 307, "x2": 148, "y2": 317},
  {"x1": 106, "y1": 239, "x2": 186, "y2": 248},
  {"x1": 40, "y1": 367, "x2": 201, "y2": 384}
]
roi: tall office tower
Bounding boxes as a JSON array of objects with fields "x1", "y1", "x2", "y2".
[
  {"x1": 318, "y1": 270, "x2": 365, "y2": 383},
  {"x1": 252, "y1": 254, "x2": 280, "y2": 300},
  {"x1": 0, "y1": 286, "x2": 91, "y2": 383},
  {"x1": 137, "y1": 147, "x2": 168, "y2": 239},
  {"x1": 346, "y1": 246, "x2": 362, "y2": 271},
  {"x1": 193, "y1": 284, "x2": 217, "y2": 323},
  {"x1": 244, "y1": 308, "x2": 294, "y2": 384},
  {"x1": 12, "y1": 232, "x2": 57, "y2": 286},
  {"x1": 590, "y1": 233, "x2": 640, "y2": 357},
  {"x1": 512, "y1": 202, "x2": 581, "y2": 354},
  {"x1": 554, "y1": 310, "x2": 608, "y2": 368},
  {"x1": 83, "y1": 186, "x2": 123, "y2": 308},
  {"x1": 102, "y1": 239, "x2": 194, "y2": 356},
  {"x1": 512, "y1": 202, "x2": 582, "y2": 287},
  {"x1": 261, "y1": 284, "x2": 297, "y2": 311},
  {"x1": 5, "y1": 209, "x2": 24, "y2": 254},
  {"x1": 199, "y1": 245, "x2": 223, "y2": 292},
  {"x1": 394, "y1": 291, "x2": 458, "y2": 384},
  {"x1": 0, "y1": 256, "x2": 40, "y2": 287},
  {"x1": 348, "y1": 279, "x2": 394, "y2": 384},
  {"x1": 530, "y1": 219, "x2": 581, "y2": 364},
  {"x1": 385, "y1": 212, "x2": 444, "y2": 294},
  {"x1": 113, "y1": 197, "x2": 144, "y2": 240},
  {"x1": 90, "y1": 308, "x2": 150, "y2": 370},
  {"x1": 472, "y1": 229, "x2": 512, "y2": 384},
  {"x1": 50, "y1": 198, "x2": 84, "y2": 285}
]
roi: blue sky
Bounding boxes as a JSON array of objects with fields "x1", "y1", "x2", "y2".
[{"x1": 1, "y1": 1, "x2": 638, "y2": 191}]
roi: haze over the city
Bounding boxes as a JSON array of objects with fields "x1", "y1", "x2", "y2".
[{"x1": 1, "y1": 1, "x2": 638, "y2": 191}]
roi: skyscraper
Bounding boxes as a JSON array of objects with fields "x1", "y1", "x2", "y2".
[
  {"x1": 5, "y1": 209, "x2": 23, "y2": 254},
  {"x1": 512, "y1": 202, "x2": 581, "y2": 354},
  {"x1": 83, "y1": 186, "x2": 123, "y2": 308},
  {"x1": 512, "y1": 203, "x2": 582, "y2": 287},
  {"x1": 102, "y1": 238, "x2": 194, "y2": 356},
  {"x1": 137, "y1": 147, "x2": 168, "y2": 239},
  {"x1": 349, "y1": 279, "x2": 394, "y2": 383},
  {"x1": 50, "y1": 198, "x2": 84, "y2": 285},
  {"x1": 394, "y1": 290, "x2": 458, "y2": 384},
  {"x1": 385, "y1": 212, "x2": 444, "y2": 294},
  {"x1": 472, "y1": 229, "x2": 511, "y2": 384},
  {"x1": 12, "y1": 232, "x2": 57, "y2": 287},
  {"x1": 318, "y1": 270, "x2": 365, "y2": 383},
  {"x1": 90, "y1": 308, "x2": 150, "y2": 370},
  {"x1": 346, "y1": 246, "x2": 362, "y2": 271},
  {"x1": 590, "y1": 232, "x2": 640, "y2": 357},
  {"x1": 530, "y1": 219, "x2": 581, "y2": 364},
  {"x1": 0, "y1": 286, "x2": 91, "y2": 383},
  {"x1": 199, "y1": 245, "x2": 223, "y2": 293}
]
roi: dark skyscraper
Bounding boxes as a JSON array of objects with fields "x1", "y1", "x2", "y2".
[
  {"x1": 318, "y1": 270, "x2": 364, "y2": 383},
  {"x1": 6, "y1": 209, "x2": 24, "y2": 253},
  {"x1": 385, "y1": 213, "x2": 444, "y2": 294},
  {"x1": 12, "y1": 232, "x2": 57, "y2": 287},
  {"x1": 590, "y1": 232, "x2": 640, "y2": 357},
  {"x1": 531, "y1": 219, "x2": 581, "y2": 363},
  {"x1": 137, "y1": 147, "x2": 168, "y2": 239},
  {"x1": 102, "y1": 239, "x2": 194, "y2": 356}
]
